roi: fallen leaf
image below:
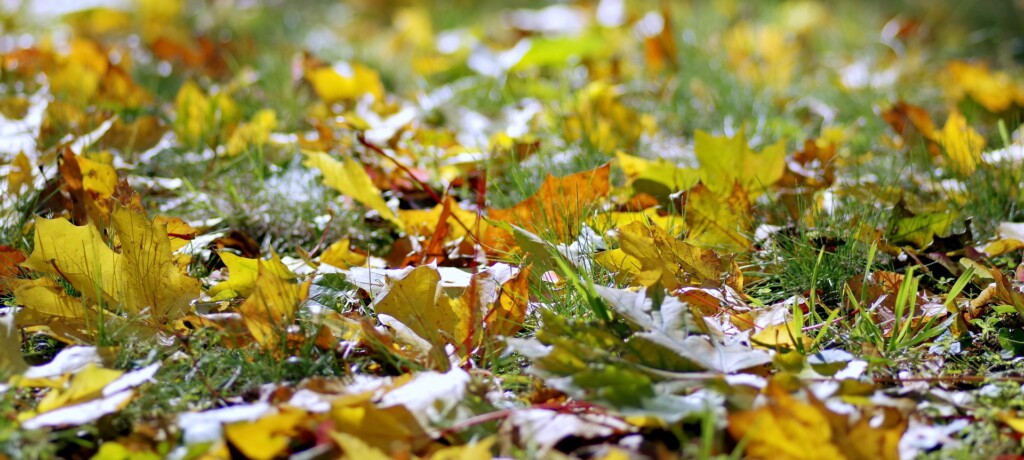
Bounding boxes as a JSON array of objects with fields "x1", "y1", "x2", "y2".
[
  {"x1": 605, "y1": 221, "x2": 743, "y2": 292},
  {"x1": 19, "y1": 206, "x2": 201, "y2": 324},
  {"x1": 728, "y1": 381, "x2": 905, "y2": 460},
  {"x1": 224, "y1": 408, "x2": 308, "y2": 460},
  {"x1": 319, "y1": 238, "x2": 368, "y2": 269},
  {"x1": 0, "y1": 314, "x2": 28, "y2": 377},
  {"x1": 306, "y1": 62, "x2": 385, "y2": 104},
  {"x1": 694, "y1": 130, "x2": 786, "y2": 196},
  {"x1": 943, "y1": 61, "x2": 1024, "y2": 113},
  {"x1": 937, "y1": 110, "x2": 985, "y2": 176},
  {"x1": 237, "y1": 259, "x2": 311, "y2": 348},
  {"x1": 684, "y1": 182, "x2": 753, "y2": 252},
  {"x1": 489, "y1": 163, "x2": 611, "y2": 243},
  {"x1": 209, "y1": 251, "x2": 296, "y2": 299},
  {"x1": 303, "y1": 150, "x2": 404, "y2": 229},
  {"x1": 7, "y1": 151, "x2": 32, "y2": 195}
]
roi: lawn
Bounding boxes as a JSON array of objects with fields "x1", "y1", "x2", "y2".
[{"x1": 2, "y1": 0, "x2": 1024, "y2": 458}]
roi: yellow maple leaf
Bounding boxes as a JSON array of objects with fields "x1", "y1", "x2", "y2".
[
  {"x1": 36, "y1": 364, "x2": 122, "y2": 413},
  {"x1": 430, "y1": 437, "x2": 497, "y2": 460},
  {"x1": 331, "y1": 432, "x2": 392, "y2": 460},
  {"x1": 588, "y1": 209, "x2": 684, "y2": 236},
  {"x1": 237, "y1": 260, "x2": 310, "y2": 348},
  {"x1": 374, "y1": 265, "x2": 471, "y2": 365},
  {"x1": 21, "y1": 216, "x2": 120, "y2": 307},
  {"x1": 152, "y1": 216, "x2": 198, "y2": 252},
  {"x1": 330, "y1": 392, "x2": 427, "y2": 454},
  {"x1": 723, "y1": 22, "x2": 798, "y2": 89},
  {"x1": 604, "y1": 221, "x2": 743, "y2": 292},
  {"x1": 302, "y1": 150, "x2": 404, "y2": 230},
  {"x1": 615, "y1": 151, "x2": 701, "y2": 199},
  {"x1": 209, "y1": 252, "x2": 295, "y2": 299},
  {"x1": 225, "y1": 108, "x2": 277, "y2": 157},
  {"x1": 319, "y1": 238, "x2": 368, "y2": 269},
  {"x1": 728, "y1": 382, "x2": 905, "y2": 460},
  {"x1": 173, "y1": 80, "x2": 239, "y2": 148},
  {"x1": 7, "y1": 151, "x2": 32, "y2": 195},
  {"x1": 398, "y1": 196, "x2": 481, "y2": 241},
  {"x1": 944, "y1": 61, "x2": 1024, "y2": 113},
  {"x1": 306, "y1": 63, "x2": 385, "y2": 104},
  {"x1": 685, "y1": 182, "x2": 753, "y2": 252},
  {"x1": 110, "y1": 206, "x2": 202, "y2": 320},
  {"x1": 563, "y1": 83, "x2": 654, "y2": 154},
  {"x1": 0, "y1": 314, "x2": 28, "y2": 377},
  {"x1": 695, "y1": 130, "x2": 786, "y2": 196},
  {"x1": 937, "y1": 110, "x2": 985, "y2": 176},
  {"x1": 19, "y1": 206, "x2": 200, "y2": 324},
  {"x1": 224, "y1": 408, "x2": 308, "y2": 460}
]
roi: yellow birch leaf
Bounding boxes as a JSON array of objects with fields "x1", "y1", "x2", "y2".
[
  {"x1": 237, "y1": 260, "x2": 310, "y2": 348},
  {"x1": 209, "y1": 252, "x2": 295, "y2": 298},
  {"x1": 937, "y1": 110, "x2": 985, "y2": 176},
  {"x1": 694, "y1": 130, "x2": 786, "y2": 196},
  {"x1": 302, "y1": 150, "x2": 404, "y2": 230},
  {"x1": 224, "y1": 408, "x2": 307, "y2": 460},
  {"x1": 36, "y1": 364, "x2": 122, "y2": 413}
]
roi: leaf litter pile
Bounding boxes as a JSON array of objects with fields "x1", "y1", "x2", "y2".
[{"x1": 1, "y1": 1, "x2": 1024, "y2": 459}]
